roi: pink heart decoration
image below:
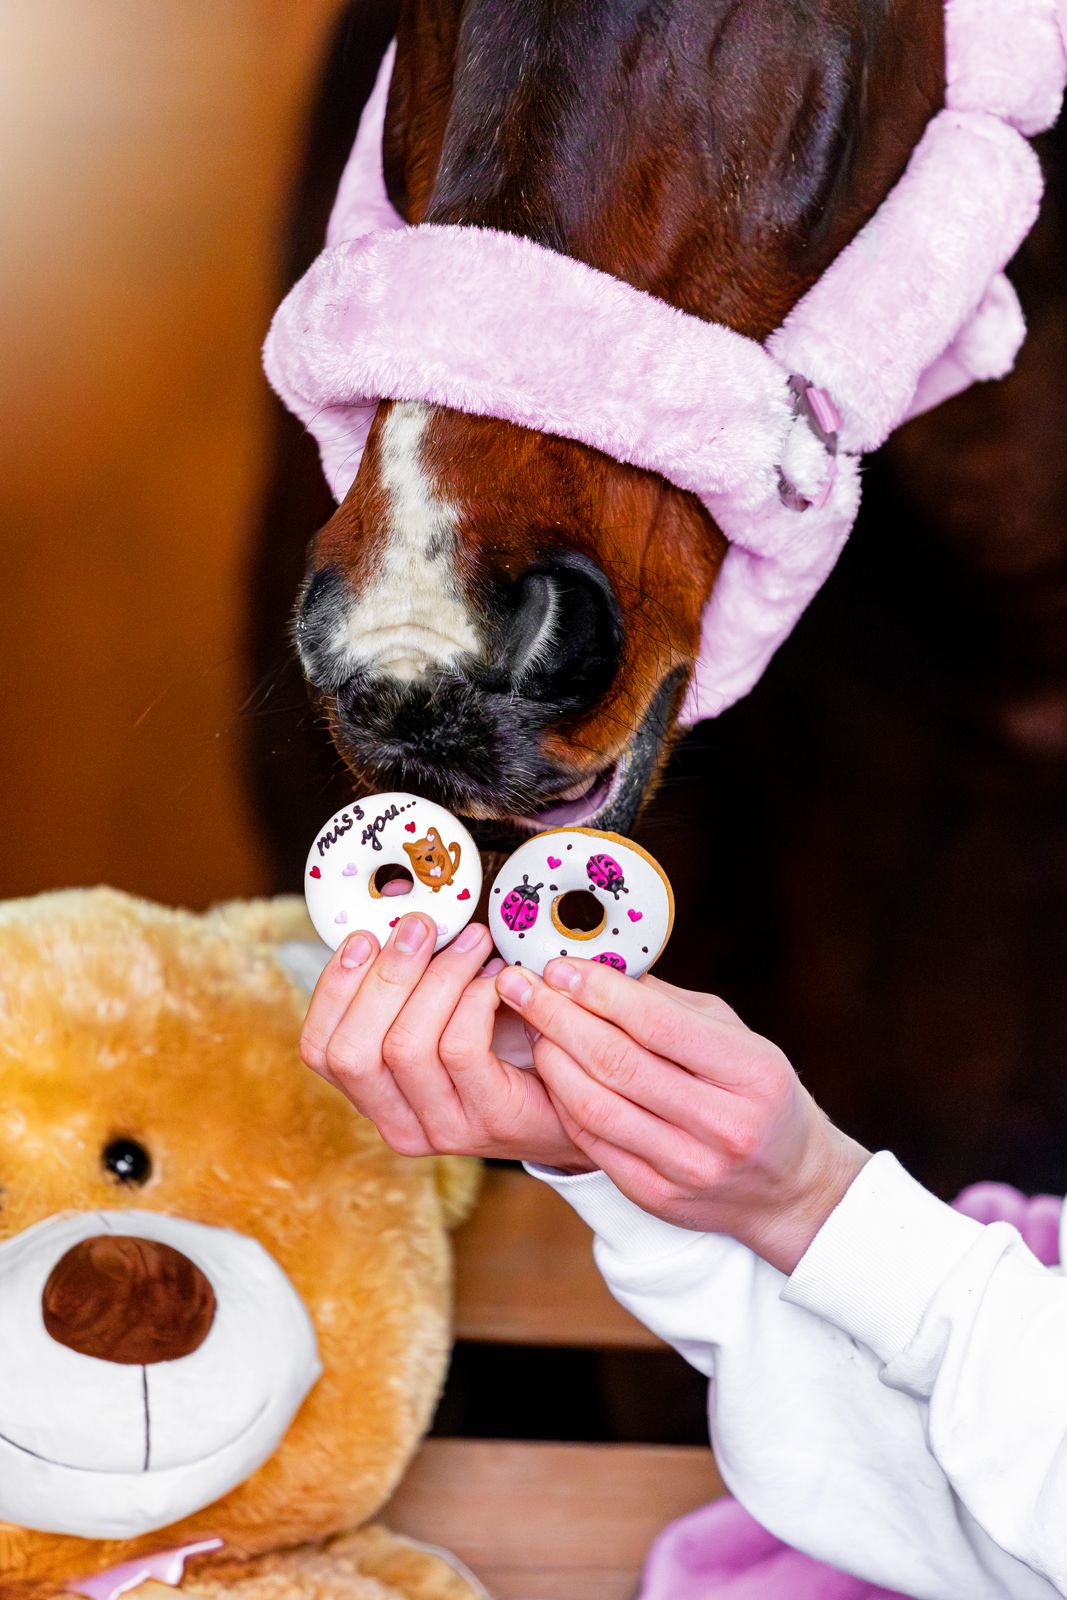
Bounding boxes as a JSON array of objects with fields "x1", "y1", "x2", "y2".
[
  {"x1": 547, "y1": 856, "x2": 562, "y2": 869},
  {"x1": 309, "y1": 866, "x2": 321, "y2": 879},
  {"x1": 438, "y1": 923, "x2": 448, "y2": 936},
  {"x1": 342, "y1": 863, "x2": 358, "y2": 877},
  {"x1": 389, "y1": 916, "x2": 400, "y2": 927},
  {"x1": 405, "y1": 821, "x2": 417, "y2": 832},
  {"x1": 457, "y1": 888, "x2": 471, "y2": 901},
  {"x1": 335, "y1": 911, "x2": 348, "y2": 925},
  {"x1": 627, "y1": 909, "x2": 643, "y2": 922}
]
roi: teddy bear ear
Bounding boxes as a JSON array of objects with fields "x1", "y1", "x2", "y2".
[
  {"x1": 204, "y1": 895, "x2": 317, "y2": 946},
  {"x1": 434, "y1": 1155, "x2": 482, "y2": 1229},
  {"x1": 204, "y1": 896, "x2": 331, "y2": 992}
]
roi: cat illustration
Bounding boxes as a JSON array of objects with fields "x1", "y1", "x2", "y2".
[{"x1": 403, "y1": 827, "x2": 462, "y2": 892}]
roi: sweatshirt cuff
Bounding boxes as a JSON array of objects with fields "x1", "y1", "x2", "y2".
[
  {"x1": 782, "y1": 1150, "x2": 984, "y2": 1366},
  {"x1": 523, "y1": 1163, "x2": 705, "y2": 1264}
]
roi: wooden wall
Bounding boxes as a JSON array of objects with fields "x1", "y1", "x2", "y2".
[{"x1": 0, "y1": 0, "x2": 341, "y2": 907}]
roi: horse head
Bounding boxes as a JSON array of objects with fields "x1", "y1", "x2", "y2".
[{"x1": 294, "y1": 0, "x2": 944, "y2": 840}]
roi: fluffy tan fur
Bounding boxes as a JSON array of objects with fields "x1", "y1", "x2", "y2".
[{"x1": 0, "y1": 889, "x2": 481, "y2": 1600}]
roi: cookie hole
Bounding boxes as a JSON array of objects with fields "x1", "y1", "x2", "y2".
[
  {"x1": 369, "y1": 863, "x2": 414, "y2": 899},
  {"x1": 551, "y1": 890, "x2": 606, "y2": 942}
]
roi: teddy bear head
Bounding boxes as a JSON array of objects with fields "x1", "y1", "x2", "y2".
[{"x1": 0, "y1": 889, "x2": 476, "y2": 1597}]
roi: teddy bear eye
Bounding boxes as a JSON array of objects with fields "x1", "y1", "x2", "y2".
[{"x1": 102, "y1": 1137, "x2": 153, "y2": 1186}]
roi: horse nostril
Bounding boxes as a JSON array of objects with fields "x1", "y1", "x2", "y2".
[
  {"x1": 502, "y1": 552, "x2": 623, "y2": 709},
  {"x1": 42, "y1": 1235, "x2": 216, "y2": 1365}
]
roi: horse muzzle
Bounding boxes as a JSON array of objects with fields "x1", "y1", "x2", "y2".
[{"x1": 297, "y1": 551, "x2": 677, "y2": 838}]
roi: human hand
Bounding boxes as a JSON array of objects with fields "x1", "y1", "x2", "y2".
[
  {"x1": 495, "y1": 958, "x2": 869, "y2": 1274},
  {"x1": 300, "y1": 912, "x2": 594, "y2": 1170}
]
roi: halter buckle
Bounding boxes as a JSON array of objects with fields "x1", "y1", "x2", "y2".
[{"x1": 779, "y1": 376, "x2": 840, "y2": 512}]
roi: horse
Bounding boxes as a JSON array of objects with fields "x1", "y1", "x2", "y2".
[
  {"x1": 271, "y1": 0, "x2": 942, "y2": 839},
  {"x1": 250, "y1": 0, "x2": 1067, "y2": 1200}
]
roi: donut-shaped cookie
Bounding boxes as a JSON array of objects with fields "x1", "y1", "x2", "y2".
[
  {"x1": 488, "y1": 827, "x2": 673, "y2": 978},
  {"x1": 305, "y1": 792, "x2": 482, "y2": 953}
]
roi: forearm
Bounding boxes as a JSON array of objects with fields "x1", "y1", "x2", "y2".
[
  {"x1": 785, "y1": 1153, "x2": 1067, "y2": 1591},
  {"x1": 720, "y1": 1096, "x2": 872, "y2": 1276},
  {"x1": 532, "y1": 1158, "x2": 1067, "y2": 1599}
]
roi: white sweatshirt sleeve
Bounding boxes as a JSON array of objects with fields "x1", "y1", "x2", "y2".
[
  {"x1": 528, "y1": 1155, "x2": 1067, "y2": 1600},
  {"x1": 785, "y1": 1151, "x2": 1067, "y2": 1594}
]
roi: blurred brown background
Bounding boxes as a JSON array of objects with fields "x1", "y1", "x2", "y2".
[{"x1": 0, "y1": 0, "x2": 342, "y2": 906}]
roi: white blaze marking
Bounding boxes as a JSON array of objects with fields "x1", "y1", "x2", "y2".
[{"x1": 331, "y1": 403, "x2": 481, "y2": 682}]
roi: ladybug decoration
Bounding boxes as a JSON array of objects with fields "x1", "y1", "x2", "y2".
[
  {"x1": 586, "y1": 853, "x2": 628, "y2": 900},
  {"x1": 596, "y1": 951, "x2": 627, "y2": 972},
  {"x1": 500, "y1": 875, "x2": 544, "y2": 933}
]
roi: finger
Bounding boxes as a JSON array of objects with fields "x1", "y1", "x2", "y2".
[
  {"x1": 548, "y1": 1090, "x2": 670, "y2": 1201},
  {"x1": 440, "y1": 956, "x2": 508, "y2": 1078},
  {"x1": 332, "y1": 911, "x2": 438, "y2": 1056},
  {"x1": 639, "y1": 972, "x2": 744, "y2": 1026},
  {"x1": 301, "y1": 931, "x2": 431, "y2": 1153},
  {"x1": 537, "y1": 989, "x2": 757, "y2": 1151},
  {"x1": 323, "y1": 913, "x2": 439, "y2": 1147},
  {"x1": 439, "y1": 960, "x2": 523, "y2": 1101},
  {"x1": 510, "y1": 968, "x2": 762, "y2": 1133},
  {"x1": 330, "y1": 1074, "x2": 435, "y2": 1160},
  {"x1": 300, "y1": 931, "x2": 379, "y2": 1078},
  {"x1": 533, "y1": 1036, "x2": 718, "y2": 1189},
  {"x1": 382, "y1": 924, "x2": 494, "y2": 1128},
  {"x1": 539, "y1": 960, "x2": 748, "y2": 1084},
  {"x1": 442, "y1": 972, "x2": 576, "y2": 1150},
  {"x1": 498, "y1": 966, "x2": 704, "y2": 1126}
]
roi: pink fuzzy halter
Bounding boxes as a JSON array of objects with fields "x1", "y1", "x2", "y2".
[{"x1": 264, "y1": 0, "x2": 1066, "y2": 725}]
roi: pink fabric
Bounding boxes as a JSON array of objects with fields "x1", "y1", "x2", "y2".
[
  {"x1": 638, "y1": 1184, "x2": 1063, "y2": 1600},
  {"x1": 264, "y1": 8, "x2": 1063, "y2": 725},
  {"x1": 767, "y1": 114, "x2": 1041, "y2": 454},
  {"x1": 945, "y1": 0, "x2": 1067, "y2": 135},
  {"x1": 68, "y1": 1540, "x2": 223, "y2": 1600},
  {"x1": 903, "y1": 272, "x2": 1027, "y2": 423}
]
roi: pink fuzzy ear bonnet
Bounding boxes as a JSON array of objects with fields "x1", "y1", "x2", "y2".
[{"x1": 265, "y1": 0, "x2": 1067, "y2": 725}]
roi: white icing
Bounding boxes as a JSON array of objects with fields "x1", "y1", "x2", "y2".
[
  {"x1": 305, "y1": 791, "x2": 482, "y2": 953},
  {"x1": 489, "y1": 829, "x2": 672, "y2": 978}
]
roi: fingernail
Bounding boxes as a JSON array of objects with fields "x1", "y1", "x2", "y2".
[
  {"x1": 478, "y1": 956, "x2": 505, "y2": 979},
  {"x1": 340, "y1": 933, "x2": 372, "y2": 969},
  {"x1": 395, "y1": 914, "x2": 431, "y2": 955},
  {"x1": 545, "y1": 959, "x2": 579, "y2": 993},
  {"x1": 523, "y1": 1021, "x2": 541, "y2": 1046},
  {"x1": 497, "y1": 967, "x2": 533, "y2": 1009},
  {"x1": 453, "y1": 922, "x2": 486, "y2": 953}
]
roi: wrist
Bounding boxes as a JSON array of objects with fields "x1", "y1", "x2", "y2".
[
  {"x1": 525, "y1": 1139, "x2": 598, "y2": 1175},
  {"x1": 741, "y1": 1113, "x2": 871, "y2": 1276}
]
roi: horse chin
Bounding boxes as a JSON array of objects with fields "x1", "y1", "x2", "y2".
[{"x1": 463, "y1": 669, "x2": 683, "y2": 851}]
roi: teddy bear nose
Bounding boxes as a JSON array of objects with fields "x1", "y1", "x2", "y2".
[{"x1": 41, "y1": 1235, "x2": 217, "y2": 1365}]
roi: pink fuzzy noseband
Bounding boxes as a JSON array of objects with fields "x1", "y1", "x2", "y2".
[{"x1": 265, "y1": 1, "x2": 1066, "y2": 725}]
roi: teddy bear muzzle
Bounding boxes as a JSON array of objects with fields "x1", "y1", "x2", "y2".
[{"x1": 0, "y1": 1208, "x2": 323, "y2": 1541}]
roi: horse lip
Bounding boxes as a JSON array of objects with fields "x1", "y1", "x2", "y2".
[
  {"x1": 515, "y1": 764, "x2": 620, "y2": 828},
  {"x1": 466, "y1": 668, "x2": 684, "y2": 847},
  {"x1": 548, "y1": 769, "x2": 614, "y2": 805}
]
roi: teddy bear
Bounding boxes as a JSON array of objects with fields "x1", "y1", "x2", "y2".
[{"x1": 0, "y1": 887, "x2": 486, "y2": 1600}]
